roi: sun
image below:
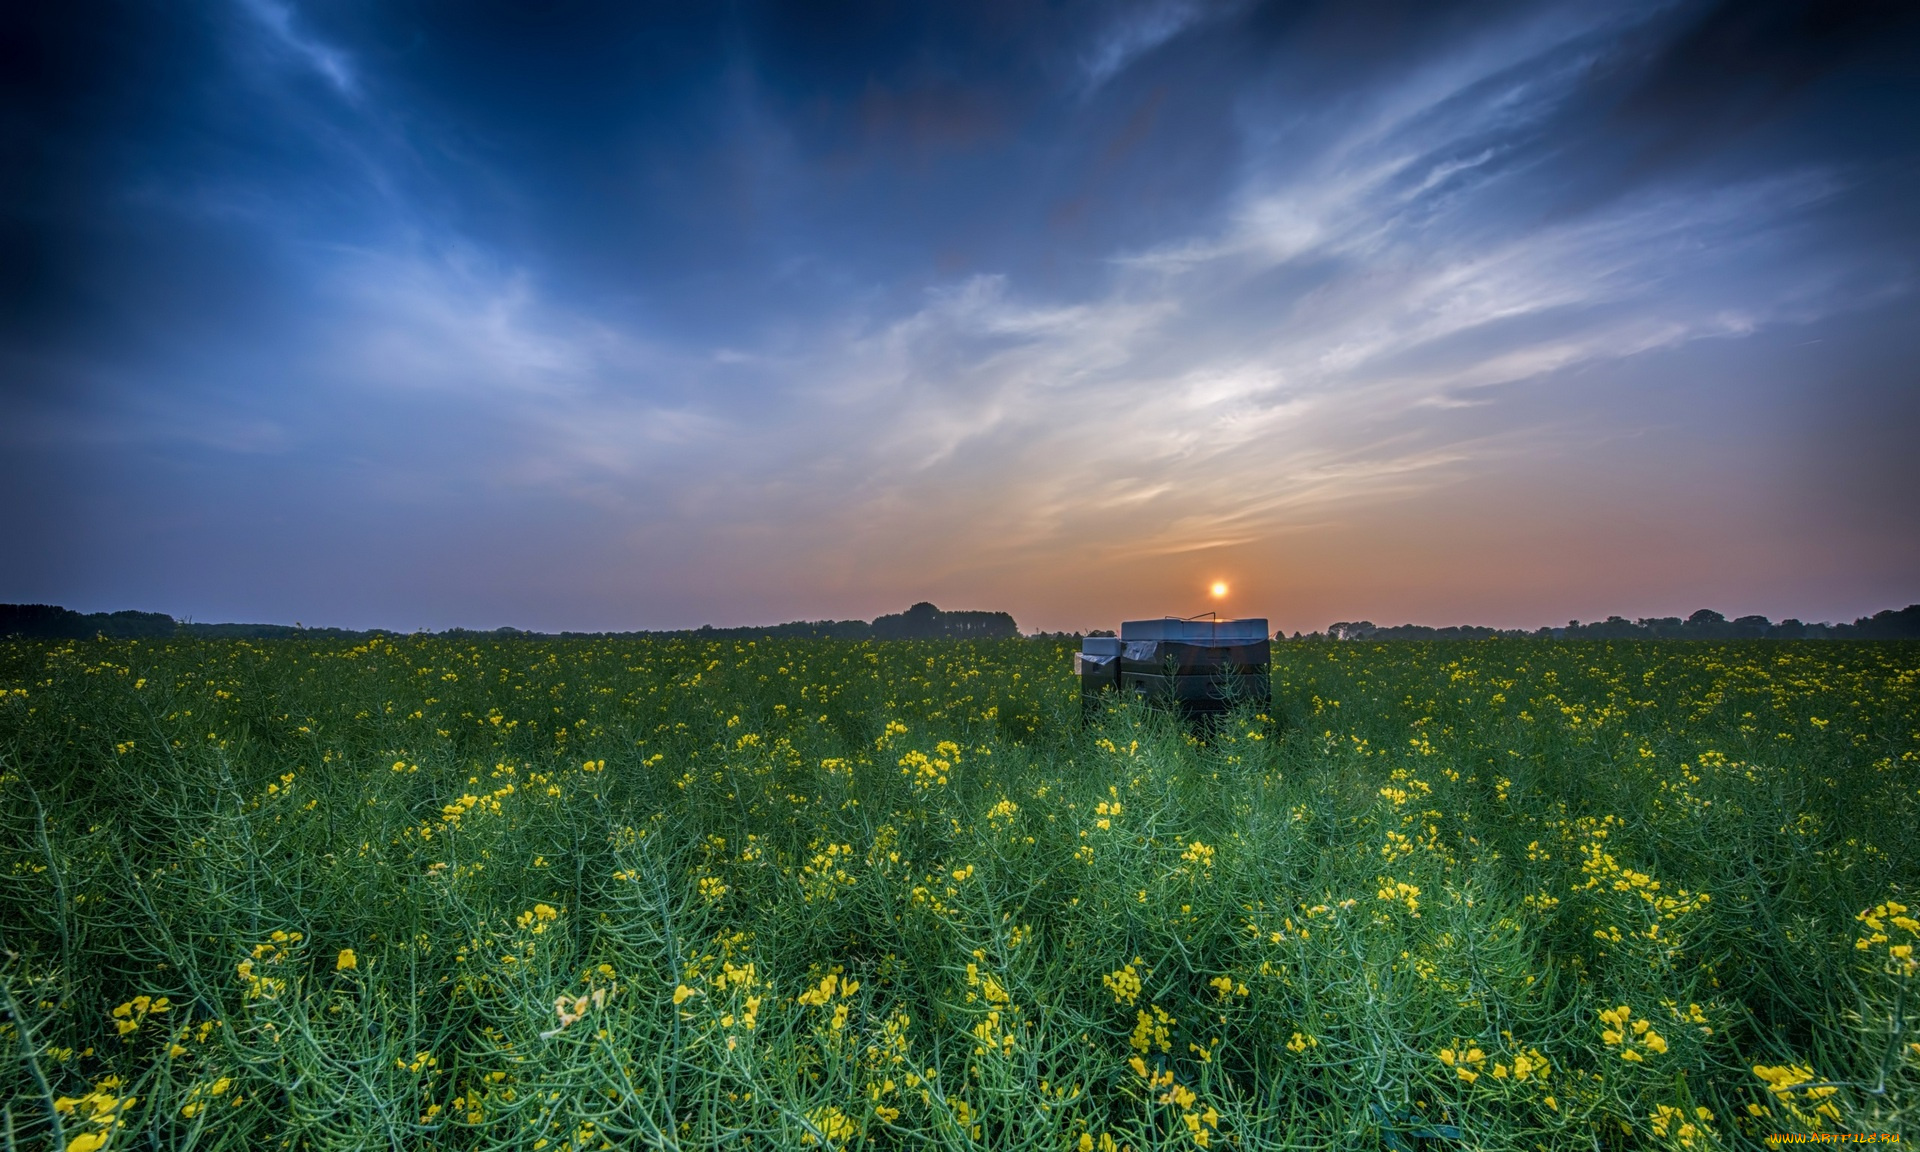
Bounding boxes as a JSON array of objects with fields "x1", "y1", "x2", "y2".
[{"x1": 1209, "y1": 581, "x2": 1228, "y2": 599}]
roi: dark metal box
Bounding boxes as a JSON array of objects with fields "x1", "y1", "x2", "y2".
[{"x1": 1080, "y1": 617, "x2": 1271, "y2": 718}]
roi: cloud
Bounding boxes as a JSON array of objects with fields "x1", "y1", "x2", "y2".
[
  {"x1": 7, "y1": 0, "x2": 1914, "y2": 628},
  {"x1": 1081, "y1": 0, "x2": 1221, "y2": 91},
  {"x1": 215, "y1": 17, "x2": 1872, "y2": 595},
  {"x1": 621, "y1": 12, "x2": 1883, "y2": 582},
  {"x1": 237, "y1": 0, "x2": 357, "y2": 96}
]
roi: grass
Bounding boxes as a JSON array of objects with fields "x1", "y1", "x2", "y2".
[{"x1": 0, "y1": 634, "x2": 1915, "y2": 1150}]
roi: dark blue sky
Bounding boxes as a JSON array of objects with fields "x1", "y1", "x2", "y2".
[{"x1": 4, "y1": 0, "x2": 1918, "y2": 632}]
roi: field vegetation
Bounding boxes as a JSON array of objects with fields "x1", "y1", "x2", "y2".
[{"x1": 0, "y1": 635, "x2": 1915, "y2": 1150}]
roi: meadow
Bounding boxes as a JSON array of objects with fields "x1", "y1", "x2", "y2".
[{"x1": 0, "y1": 634, "x2": 1914, "y2": 1151}]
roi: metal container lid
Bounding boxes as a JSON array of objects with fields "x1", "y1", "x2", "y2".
[{"x1": 1119, "y1": 617, "x2": 1269, "y2": 644}]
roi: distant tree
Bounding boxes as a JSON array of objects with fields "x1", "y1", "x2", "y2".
[
  {"x1": 1579, "y1": 616, "x2": 1641, "y2": 639},
  {"x1": 871, "y1": 602, "x2": 1019, "y2": 640},
  {"x1": 677, "y1": 620, "x2": 873, "y2": 641},
  {"x1": 0, "y1": 604, "x2": 86, "y2": 637},
  {"x1": 1849, "y1": 604, "x2": 1920, "y2": 639},
  {"x1": 0, "y1": 604, "x2": 178, "y2": 639}
]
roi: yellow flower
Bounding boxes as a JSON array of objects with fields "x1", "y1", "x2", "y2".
[
  {"x1": 672, "y1": 984, "x2": 698, "y2": 1005},
  {"x1": 336, "y1": 948, "x2": 357, "y2": 971},
  {"x1": 805, "y1": 1105, "x2": 855, "y2": 1144},
  {"x1": 66, "y1": 1134, "x2": 109, "y2": 1152}
]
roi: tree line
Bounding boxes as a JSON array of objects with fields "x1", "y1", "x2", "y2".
[
  {"x1": 0, "y1": 601, "x2": 1021, "y2": 643},
  {"x1": 1310, "y1": 605, "x2": 1920, "y2": 641},
  {"x1": 6, "y1": 601, "x2": 1916, "y2": 644}
]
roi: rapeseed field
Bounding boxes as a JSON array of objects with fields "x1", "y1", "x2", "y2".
[{"x1": 0, "y1": 636, "x2": 1914, "y2": 1149}]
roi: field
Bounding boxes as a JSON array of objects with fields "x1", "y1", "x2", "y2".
[{"x1": 0, "y1": 636, "x2": 1915, "y2": 1151}]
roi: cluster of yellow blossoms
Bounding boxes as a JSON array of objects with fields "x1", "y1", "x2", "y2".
[
  {"x1": 1376, "y1": 878, "x2": 1421, "y2": 916},
  {"x1": 110, "y1": 993, "x2": 172, "y2": 1037},
  {"x1": 1649, "y1": 1103, "x2": 1717, "y2": 1146},
  {"x1": 236, "y1": 930, "x2": 301, "y2": 999},
  {"x1": 1437, "y1": 1040, "x2": 1550, "y2": 1089},
  {"x1": 796, "y1": 971, "x2": 860, "y2": 1008},
  {"x1": 440, "y1": 780, "x2": 515, "y2": 826},
  {"x1": 1179, "y1": 841, "x2": 1216, "y2": 869},
  {"x1": 898, "y1": 740, "x2": 961, "y2": 789},
  {"x1": 1855, "y1": 899, "x2": 1919, "y2": 976},
  {"x1": 1129, "y1": 1005, "x2": 1175, "y2": 1054},
  {"x1": 54, "y1": 1076, "x2": 136, "y2": 1151},
  {"x1": 1751, "y1": 1063, "x2": 1842, "y2": 1124},
  {"x1": 1208, "y1": 974, "x2": 1248, "y2": 999},
  {"x1": 802, "y1": 1104, "x2": 856, "y2": 1145},
  {"x1": 1103, "y1": 960, "x2": 1144, "y2": 1006},
  {"x1": 177, "y1": 1074, "x2": 236, "y2": 1120},
  {"x1": 514, "y1": 903, "x2": 560, "y2": 934},
  {"x1": 1576, "y1": 824, "x2": 1710, "y2": 930},
  {"x1": 1598, "y1": 1005, "x2": 1668, "y2": 1061},
  {"x1": 1126, "y1": 1057, "x2": 1222, "y2": 1147}
]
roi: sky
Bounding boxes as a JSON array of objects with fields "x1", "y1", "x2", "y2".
[{"x1": 3, "y1": 0, "x2": 1918, "y2": 634}]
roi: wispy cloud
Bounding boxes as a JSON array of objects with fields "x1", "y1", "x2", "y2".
[
  {"x1": 544, "y1": 14, "x2": 1873, "y2": 590},
  {"x1": 1081, "y1": 0, "x2": 1219, "y2": 92},
  {"x1": 193, "y1": 3, "x2": 1882, "y2": 592},
  {"x1": 237, "y1": 0, "x2": 357, "y2": 97},
  {"x1": 249, "y1": 87, "x2": 1864, "y2": 594},
  {"x1": 14, "y1": 0, "x2": 1912, "y2": 628}
]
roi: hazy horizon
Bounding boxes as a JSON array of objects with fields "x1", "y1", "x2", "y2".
[
  {"x1": 6, "y1": 1, "x2": 1918, "y2": 635},
  {"x1": 11, "y1": 595, "x2": 1914, "y2": 640}
]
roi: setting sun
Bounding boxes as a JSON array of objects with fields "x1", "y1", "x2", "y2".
[{"x1": 1210, "y1": 581, "x2": 1228, "y2": 598}]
